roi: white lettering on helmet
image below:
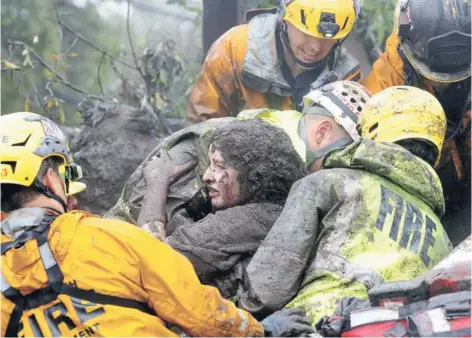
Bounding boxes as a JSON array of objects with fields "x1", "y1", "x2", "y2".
[{"x1": 41, "y1": 120, "x2": 65, "y2": 140}]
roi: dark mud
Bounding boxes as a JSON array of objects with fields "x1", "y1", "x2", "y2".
[{"x1": 71, "y1": 102, "x2": 162, "y2": 215}]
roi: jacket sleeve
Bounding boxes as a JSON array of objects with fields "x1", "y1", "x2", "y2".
[
  {"x1": 363, "y1": 32, "x2": 406, "y2": 95},
  {"x1": 238, "y1": 174, "x2": 335, "y2": 314},
  {"x1": 136, "y1": 230, "x2": 263, "y2": 337},
  {"x1": 186, "y1": 26, "x2": 245, "y2": 125},
  {"x1": 167, "y1": 203, "x2": 279, "y2": 283}
]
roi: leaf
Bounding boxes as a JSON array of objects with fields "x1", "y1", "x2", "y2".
[
  {"x1": 160, "y1": 68, "x2": 169, "y2": 86},
  {"x1": 51, "y1": 54, "x2": 61, "y2": 61},
  {"x1": 22, "y1": 53, "x2": 33, "y2": 68},
  {"x1": 24, "y1": 97, "x2": 31, "y2": 112},
  {"x1": 47, "y1": 99, "x2": 54, "y2": 109},
  {"x1": 33, "y1": 35, "x2": 39, "y2": 44},
  {"x1": 44, "y1": 69, "x2": 55, "y2": 80},
  {"x1": 57, "y1": 103, "x2": 65, "y2": 124},
  {"x1": 153, "y1": 93, "x2": 165, "y2": 110},
  {"x1": 68, "y1": 52, "x2": 78, "y2": 57},
  {"x1": 2, "y1": 60, "x2": 21, "y2": 70}
]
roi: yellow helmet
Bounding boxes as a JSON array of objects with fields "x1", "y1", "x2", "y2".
[
  {"x1": 358, "y1": 86, "x2": 447, "y2": 166},
  {"x1": 237, "y1": 109, "x2": 306, "y2": 162},
  {"x1": 0, "y1": 112, "x2": 85, "y2": 196},
  {"x1": 283, "y1": 0, "x2": 358, "y2": 39}
]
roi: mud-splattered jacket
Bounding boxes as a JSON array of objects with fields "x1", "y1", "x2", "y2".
[
  {"x1": 1, "y1": 208, "x2": 263, "y2": 337},
  {"x1": 238, "y1": 139, "x2": 453, "y2": 324},
  {"x1": 364, "y1": 32, "x2": 471, "y2": 218},
  {"x1": 106, "y1": 117, "x2": 236, "y2": 233},
  {"x1": 186, "y1": 13, "x2": 361, "y2": 124},
  {"x1": 105, "y1": 116, "x2": 285, "y2": 298}
]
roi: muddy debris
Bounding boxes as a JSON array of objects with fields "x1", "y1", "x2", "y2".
[{"x1": 71, "y1": 101, "x2": 163, "y2": 215}]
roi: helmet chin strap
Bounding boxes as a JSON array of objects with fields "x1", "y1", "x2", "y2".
[
  {"x1": 280, "y1": 21, "x2": 345, "y2": 71},
  {"x1": 305, "y1": 137, "x2": 352, "y2": 169},
  {"x1": 280, "y1": 21, "x2": 323, "y2": 70},
  {"x1": 33, "y1": 179, "x2": 68, "y2": 214}
]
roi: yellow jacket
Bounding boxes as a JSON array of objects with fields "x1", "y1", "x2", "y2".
[
  {"x1": 1, "y1": 209, "x2": 263, "y2": 337},
  {"x1": 364, "y1": 31, "x2": 471, "y2": 212},
  {"x1": 187, "y1": 13, "x2": 361, "y2": 125},
  {"x1": 363, "y1": 32, "x2": 406, "y2": 94}
]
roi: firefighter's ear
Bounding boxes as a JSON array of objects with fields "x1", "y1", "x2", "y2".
[{"x1": 314, "y1": 120, "x2": 332, "y2": 144}]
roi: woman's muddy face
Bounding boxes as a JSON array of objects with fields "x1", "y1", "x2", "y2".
[{"x1": 202, "y1": 146, "x2": 241, "y2": 210}]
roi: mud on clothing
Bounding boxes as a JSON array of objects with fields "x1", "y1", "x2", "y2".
[
  {"x1": 364, "y1": 32, "x2": 471, "y2": 242},
  {"x1": 187, "y1": 13, "x2": 361, "y2": 124},
  {"x1": 106, "y1": 117, "x2": 236, "y2": 233},
  {"x1": 106, "y1": 117, "x2": 284, "y2": 298},
  {"x1": 167, "y1": 202, "x2": 283, "y2": 298},
  {"x1": 238, "y1": 139, "x2": 452, "y2": 324},
  {"x1": 1, "y1": 207, "x2": 263, "y2": 337}
]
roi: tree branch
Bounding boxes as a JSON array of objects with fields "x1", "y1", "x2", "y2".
[
  {"x1": 25, "y1": 73, "x2": 42, "y2": 109},
  {"x1": 97, "y1": 53, "x2": 106, "y2": 98},
  {"x1": 53, "y1": 0, "x2": 64, "y2": 55},
  {"x1": 53, "y1": 19, "x2": 137, "y2": 70},
  {"x1": 63, "y1": 37, "x2": 78, "y2": 56},
  {"x1": 126, "y1": 0, "x2": 147, "y2": 88},
  {"x1": 8, "y1": 40, "x2": 102, "y2": 101}
]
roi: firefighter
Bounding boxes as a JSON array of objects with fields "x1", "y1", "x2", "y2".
[
  {"x1": 238, "y1": 84, "x2": 453, "y2": 325},
  {"x1": 364, "y1": 0, "x2": 471, "y2": 244},
  {"x1": 186, "y1": 0, "x2": 362, "y2": 124},
  {"x1": 0, "y1": 112, "x2": 313, "y2": 337}
]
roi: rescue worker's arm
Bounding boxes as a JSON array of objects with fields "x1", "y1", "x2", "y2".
[
  {"x1": 137, "y1": 151, "x2": 197, "y2": 240},
  {"x1": 363, "y1": 32, "x2": 405, "y2": 94},
  {"x1": 238, "y1": 173, "x2": 335, "y2": 314},
  {"x1": 136, "y1": 230, "x2": 264, "y2": 337},
  {"x1": 167, "y1": 203, "x2": 281, "y2": 283},
  {"x1": 186, "y1": 27, "x2": 245, "y2": 124}
]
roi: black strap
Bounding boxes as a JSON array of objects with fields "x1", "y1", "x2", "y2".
[
  {"x1": 32, "y1": 180, "x2": 67, "y2": 213},
  {"x1": 5, "y1": 304, "x2": 24, "y2": 338},
  {"x1": 398, "y1": 46, "x2": 415, "y2": 86},
  {"x1": 1, "y1": 214, "x2": 56, "y2": 255},
  {"x1": 2, "y1": 216, "x2": 156, "y2": 336},
  {"x1": 59, "y1": 284, "x2": 156, "y2": 316},
  {"x1": 4, "y1": 282, "x2": 156, "y2": 336}
]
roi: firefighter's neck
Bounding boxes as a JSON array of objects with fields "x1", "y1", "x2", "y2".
[{"x1": 23, "y1": 195, "x2": 65, "y2": 214}]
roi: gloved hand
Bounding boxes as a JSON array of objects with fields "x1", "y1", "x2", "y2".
[{"x1": 261, "y1": 308, "x2": 315, "y2": 337}]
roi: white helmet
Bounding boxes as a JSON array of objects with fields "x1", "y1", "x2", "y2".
[{"x1": 299, "y1": 80, "x2": 372, "y2": 168}]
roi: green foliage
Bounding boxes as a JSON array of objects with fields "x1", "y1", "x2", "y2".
[
  {"x1": 1, "y1": 0, "x2": 116, "y2": 125},
  {"x1": 360, "y1": 0, "x2": 396, "y2": 46},
  {"x1": 2, "y1": 0, "x2": 197, "y2": 126},
  {"x1": 258, "y1": 0, "x2": 280, "y2": 8}
]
